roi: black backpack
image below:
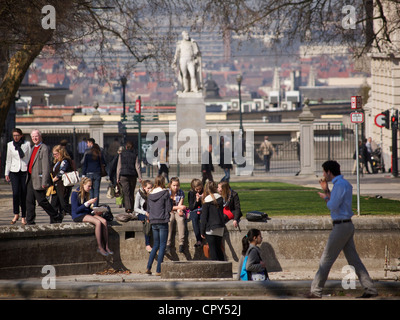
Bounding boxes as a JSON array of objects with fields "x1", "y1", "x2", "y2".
[{"x1": 246, "y1": 211, "x2": 269, "y2": 222}]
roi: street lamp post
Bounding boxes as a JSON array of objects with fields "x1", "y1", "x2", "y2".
[
  {"x1": 236, "y1": 74, "x2": 243, "y2": 133},
  {"x1": 121, "y1": 76, "x2": 127, "y2": 119},
  {"x1": 120, "y1": 76, "x2": 127, "y2": 144}
]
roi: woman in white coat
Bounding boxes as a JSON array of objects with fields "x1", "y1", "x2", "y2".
[{"x1": 5, "y1": 128, "x2": 31, "y2": 225}]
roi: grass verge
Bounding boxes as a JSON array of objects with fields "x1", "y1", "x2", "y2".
[{"x1": 180, "y1": 182, "x2": 399, "y2": 216}]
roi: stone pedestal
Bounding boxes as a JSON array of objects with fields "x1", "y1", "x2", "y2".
[
  {"x1": 173, "y1": 92, "x2": 206, "y2": 162},
  {"x1": 298, "y1": 101, "x2": 315, "y2": 176},
  {"x1": 89, "y1": 108, "x2": 105, "y2": 148}
]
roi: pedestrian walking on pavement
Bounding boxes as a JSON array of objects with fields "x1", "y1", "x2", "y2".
[
  {"x1": 238, "y1": 228, "x2": 268, "y2": 281},
  {"x1": 71, "y1": 177, "x2": 113, "y2": 257},
  {"x1": 306, "y1": 160, "x2": 378, "y2": 299},
  {"x1": 257, "y1": 136, "x2": 274, "y2": 173},
  {"x1": 51, "y1": 145, "x2": 73, "y2": 217},
  {"x1": 201, "y1": 144, "x2": 214, "y2": 185},
  {"x1": 26, "y1": 129, "x2": 63, "y2": 225},
  {"x1": 117, "y1": 141, "x2": 142, "y2": 213},
  {"x1": 82, "y1": 143, "x2": 106, "y2": 207},
  {"x1": 146, "y1": 175, "x2": 172, "y2": 276},
  {"x1": 5, "y1": 128, "x2": 31, "y2": 225}
]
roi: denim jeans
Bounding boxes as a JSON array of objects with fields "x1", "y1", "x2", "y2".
[
  {"x1": 147, "y1": 223, "x2": 168, "y2": 273},
  {"x1": 86, "y1": 172, "x2": 101, "y2": 206},
  {"x1": 189, "y1": 209, "x2": 202, "y2": 242},
  {"x1": 220, "y1": 168, "x2": 231, "y2": 182}
]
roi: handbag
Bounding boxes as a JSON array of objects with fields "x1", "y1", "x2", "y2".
[
  {"x1": 143, "y1": 219, "x2": 152, "y2": 236},
  {"x1": 99, "y1": 152, "x2": 107, "y2": 177},
  {"x1": 203, "y1": 243, "x2": 210, "y2": 258},
  {"x1": 106, "y1": 184, "x2": 115, "y2": 199},
  {"x1": 223, "y1": 207, "x2": 234, "y2": 220},
  {"x1": 62, "y1": 171, "x2": 80, "y2": 187},
  {"x1": 93, "y1": 204, "x2": 113, "y2": 221}
]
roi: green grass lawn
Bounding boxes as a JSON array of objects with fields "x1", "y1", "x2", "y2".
[{"x1": 179, "y1": 182, "x2": 400, "y2": 216}]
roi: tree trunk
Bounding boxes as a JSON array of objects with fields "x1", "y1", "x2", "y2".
[{"x1": 0, "y1": 44, "x2": 45, "y2": 134}]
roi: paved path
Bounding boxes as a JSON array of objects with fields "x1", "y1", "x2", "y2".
[{"x1": 1, "y1": 173, "x2": 399, "y2": 301}]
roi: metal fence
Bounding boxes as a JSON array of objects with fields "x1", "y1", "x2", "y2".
[
  {"x1": 3, "y1": 123, "x2": 357, "y2": 180},
  {"x1": 314, "y1": 123, "x2": 357, "y2": 175}
]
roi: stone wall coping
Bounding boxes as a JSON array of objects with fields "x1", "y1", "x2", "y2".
[{"x1": 1, "y1": 216, "x2": 399, "y2": 240}]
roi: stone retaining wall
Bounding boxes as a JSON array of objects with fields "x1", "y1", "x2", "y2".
[{"x1": 1, "y1": 216, "x2": 399, "y2": 279}]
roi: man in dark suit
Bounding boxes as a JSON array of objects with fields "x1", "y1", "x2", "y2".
[{"x1": 26, "y1": 129, "x2": 63, "y2": 225}]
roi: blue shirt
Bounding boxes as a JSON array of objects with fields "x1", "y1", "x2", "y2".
[{"x1": 326, "y1": 175, "x2": 354, "y2": 221}]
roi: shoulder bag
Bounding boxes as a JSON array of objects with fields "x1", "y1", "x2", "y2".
[{"x1": 62, "y1": 170, "x2": 80, "y2": 187}]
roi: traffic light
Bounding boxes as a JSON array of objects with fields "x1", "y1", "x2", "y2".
[
  {"x1": 391, "y1": 110, "x2": 398, "y2": 129},
  {"x1": 382, "y1": 110, "x2": 390, "y2": 129}
]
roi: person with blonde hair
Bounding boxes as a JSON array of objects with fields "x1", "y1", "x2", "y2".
[
  {"x1": 71, "y1": 177, "x2": 113, "y2": 257},
  {"x1": 51, "y1": 145, "x2": 73, "y2": 216}
]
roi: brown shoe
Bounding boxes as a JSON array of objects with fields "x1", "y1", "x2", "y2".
[
  {"x1": 304, "y1": 292, "x2": 321, "y2": 299},
  {"x1": 145, "y1": 269, "x2": 152, "y2": 275}
]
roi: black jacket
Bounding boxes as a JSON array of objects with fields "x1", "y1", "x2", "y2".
[
  {"x1": 201, "y1": 193, "x2": 225, "y2": 235},
  {"x1": 120, "y1": 149, "x2": 138, "y2": 177},
  {"x1": 223, "y1": 189, "x2": 242, "y2": 223},
  {"x1": 188, "y1": 190, "x2": 203, "y2": 211},
  {"x1": 147, "y1": 188, "x2": 172, "y2": 224}
]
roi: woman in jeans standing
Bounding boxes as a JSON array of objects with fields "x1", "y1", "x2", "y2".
[
  {"x1": 146, "y1": 175, "x2": 172, "y2": 276},
  {"x1": 5, "y1": 128, "x2": 31, "y2": 225},
  {"x1": 82, "y1": 143, "x2": 105, "y2": 207}
]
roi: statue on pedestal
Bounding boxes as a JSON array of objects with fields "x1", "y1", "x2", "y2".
[{"x1": 172, "y1": 31, "x2": 202, "y2": 93}]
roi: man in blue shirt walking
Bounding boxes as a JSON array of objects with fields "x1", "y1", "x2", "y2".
[{"x1": 306, "y1": 160, "x2": 378, "y2": 298}]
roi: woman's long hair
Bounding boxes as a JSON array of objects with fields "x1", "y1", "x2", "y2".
[
  {"x1": 52, "y1": 145, "x2": 71, "y2": 164},
  {"x1": 152, "y1": 175, "x2": 166, "y2": 191},
  {"x1": 91, "y1": 143, "x2": 101, "y2": 160},
  {"x1": 202, "y1": 181, "x2": 219, "y2": 206},
  {"x1": 218, "y1": 181, "x2": 231, "y2": 201},
  {"x1": 78, "y1": 177, "x2": 92, "y2": 204}
]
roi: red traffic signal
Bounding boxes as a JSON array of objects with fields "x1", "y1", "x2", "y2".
[{"x1": 391, "y1": 110, "x2": 399, "y2": 129}]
